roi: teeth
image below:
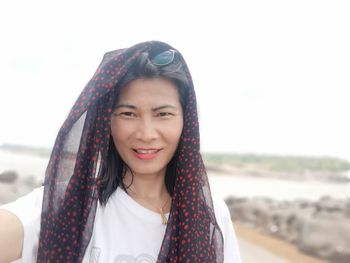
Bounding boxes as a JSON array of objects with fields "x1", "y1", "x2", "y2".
[{"x1": 135, "y1": 149, "x2": 158, "y2": 154}]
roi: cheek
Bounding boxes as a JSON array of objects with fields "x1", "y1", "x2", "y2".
[
  {"x1": 166, "y1": 119, "x2": 183, "y2": 145},
  {"x1": 110, "y1": 119, "x2": 129, "y2": 146}
]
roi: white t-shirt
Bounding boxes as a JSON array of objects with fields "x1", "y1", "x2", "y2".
[{"x1": 1, "y1": 187, "x2": 241, "y2": 263}]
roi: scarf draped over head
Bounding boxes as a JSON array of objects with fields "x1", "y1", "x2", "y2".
[{"x1": 37, "y1": 41, "x2": 224, "y2": 262}]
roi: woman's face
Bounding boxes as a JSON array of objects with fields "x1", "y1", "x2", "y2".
[{"x1": 111, "y1": 78, "x2": 184, "y2": 177}]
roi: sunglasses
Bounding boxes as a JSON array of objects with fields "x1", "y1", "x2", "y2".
[{"x1": 150, "y1": 49, "x2": 177, "y2": 66}]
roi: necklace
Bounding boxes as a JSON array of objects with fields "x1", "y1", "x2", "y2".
[
  {"x1": 127, "y1": 189, "x2": 171, "y2": 225},
  {"x1": 159, "y1": 196, "x2": 171, "y2": 225}
]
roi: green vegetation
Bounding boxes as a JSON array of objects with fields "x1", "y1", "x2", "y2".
[{"x1": 202, "y1": 153, "x2": 350, "y2": 173}]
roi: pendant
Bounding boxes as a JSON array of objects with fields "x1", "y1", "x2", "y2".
[{"x1": 160, "y1": 208, "x2": 168, "y2": 225}]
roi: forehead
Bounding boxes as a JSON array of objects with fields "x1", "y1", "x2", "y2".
[{"x1": 117, "y1": 78, "x2": 180, "y2": 104}]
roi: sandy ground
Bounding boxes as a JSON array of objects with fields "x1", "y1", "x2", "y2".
[
  {"x1": 234, "y1": 222, "x2": 327, "y2": 263},
  {"x1": 238, "y1": 238, "x2": 288, "y2": 263}
]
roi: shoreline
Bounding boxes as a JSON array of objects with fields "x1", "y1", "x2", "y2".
[{"x1": 234, "y1": 221, "x2": 327, "y2": 263}]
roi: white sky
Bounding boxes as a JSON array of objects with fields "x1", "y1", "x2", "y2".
[{"x1": 0, "y1": 0, "x2": 349, "y2": 159}]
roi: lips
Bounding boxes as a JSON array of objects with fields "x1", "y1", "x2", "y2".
[{"x1": 133, "y1": 148, "x2": 161, "y2": 160}]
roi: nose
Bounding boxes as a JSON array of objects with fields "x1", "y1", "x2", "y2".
[{"x1": 135, "y1": 118, "x2": 158, "y2": 142}]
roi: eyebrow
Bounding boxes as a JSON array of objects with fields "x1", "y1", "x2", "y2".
[
  {"x1": 151, "y1": 105, "x2": 178, "y2": 111},
  {"x1": 114, "y1": 104, "x2": 178, "y2": 111},
  {"x1": 114, "y1": 104, "x2": 137, "y2": 110}
]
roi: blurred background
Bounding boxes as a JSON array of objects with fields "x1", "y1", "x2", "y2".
[{"x1": 0, "y1": 0, "x2": 349, "y2": 262}]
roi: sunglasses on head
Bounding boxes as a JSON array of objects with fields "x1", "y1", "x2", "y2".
[{"x1": 150, "y1": 49, "x2": 177, "y2": 66}]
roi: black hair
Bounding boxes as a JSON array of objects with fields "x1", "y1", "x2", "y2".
[{"x1": 98, "y1": 51, "x2": 189, "y2": 205}]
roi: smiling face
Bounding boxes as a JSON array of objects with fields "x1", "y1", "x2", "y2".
[{"x1": 111, "y1": 78, "x2": 184, "y2": 178}]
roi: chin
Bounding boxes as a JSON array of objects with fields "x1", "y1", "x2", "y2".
[
  {"x1": 123, "y1": 152, "x2": 173, "y2": 176},
  {"x1": 129, "y1": 164, "x2": 167, "y2": 176}
]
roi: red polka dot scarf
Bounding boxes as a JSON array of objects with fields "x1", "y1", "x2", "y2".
[{"x1": 37, "y1": 41, "x2": 224, "y2": 262}]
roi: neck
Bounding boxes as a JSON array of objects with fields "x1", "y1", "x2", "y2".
[
  {"x1": 123, "y1": 169, "x2": 169, "y2": 200},
  {"x1": 123, "y1": 169, "x2": 172, "y2": 222}
]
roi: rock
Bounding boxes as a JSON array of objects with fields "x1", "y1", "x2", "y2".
[
  {"x1": 298, "y1": 215, "x2": 350, "y2": 262},
  {"x1": 226, "y1": 197, "x2": 271, "y2": 230},
  {"x1": 225, "y1": 195, "x2": 350, "y2": 262},
  {"x1": 0, "y1": 170, "x2": 18, "y2": 183}
]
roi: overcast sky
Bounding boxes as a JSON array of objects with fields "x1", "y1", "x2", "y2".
[{"x1": 0, "y1": 0, "x2": 349, "y2": 159}]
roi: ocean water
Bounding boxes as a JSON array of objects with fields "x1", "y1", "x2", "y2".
[{"x1": 209, "y1": 172, "x2": 350, "y2": 201}]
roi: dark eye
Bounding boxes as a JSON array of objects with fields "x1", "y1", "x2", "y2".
[
  {"x1": 157, "y1": 112, "x2": 174, "y2": 118},
  {"x1": 123, "y1": 112, "x2": 134, "y2": 116},
  {"x1": 118, "y1": 112, "x2": 137, "y2": 118}
]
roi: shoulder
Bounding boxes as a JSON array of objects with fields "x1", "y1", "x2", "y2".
[
  {"x1": 211, "y1": 195, "x2": 234, "y2": 239},
  {"x1": 212, "y1": 195, "x2": 231, "y2": 225},
  {"x1": 0, "y1": 187, "x2": 44, "y2": 263},
  {"x1": 211, "y1": 194, "x2": 242, "y2": 262},
  {"x1": 0, "y1": 186, "x2": 44, "y2": 234}
]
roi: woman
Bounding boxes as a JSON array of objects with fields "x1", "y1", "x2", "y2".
[{"x1": 0, "y1": 41, "x2": 241, "y2": 262}]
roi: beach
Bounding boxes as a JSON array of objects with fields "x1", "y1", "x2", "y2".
[{"x1": 235, "y1": 222, "x2": 327, "y2": 263}]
